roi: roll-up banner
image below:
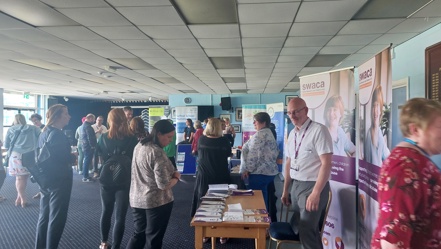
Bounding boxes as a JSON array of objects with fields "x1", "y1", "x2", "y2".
[
  {"x1": 242, "y1": 104, "x2": 266, "y2": 144},
  {"x1": 357, "y1": 47, "x2": 392, "y2": 249},
  {"x1": 300, "y1": 68, "x2": 356, "y2": 249},
  {"x1": 148, "y1": 107, "x2": 165, "y2": 132},
  {"x1": 266, "y1": 103, "x2": 284, "y2": 171},
  {"x1": 175, "y1": 106, "x2": 198, "y2": 144}
]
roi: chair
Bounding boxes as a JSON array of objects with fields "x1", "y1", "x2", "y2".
[{"x1": 267, "y1": 191, "x2": 332, "y2": 249}]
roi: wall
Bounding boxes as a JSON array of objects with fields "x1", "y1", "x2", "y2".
[
  {"x1": 392, "y1": 23, "x2": 441, "y2": 97},
  {"x1": 169, "y1": 92, "x2": 298, "y2": 146}
]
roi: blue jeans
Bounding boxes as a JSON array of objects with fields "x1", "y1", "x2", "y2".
[
  {"x1": 248, "y1": 174, "x2": 275, "y2": 210},
  {"x1": 35, "y1": 173, "x2": 73, "y2": 249},
  {"x1": 82, "y1": 149, "x2": 94, "y2": 179}
]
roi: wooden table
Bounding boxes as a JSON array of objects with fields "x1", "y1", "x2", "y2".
[{"x1": 190, "y1": 190, "x2": 269, "y2": 249}]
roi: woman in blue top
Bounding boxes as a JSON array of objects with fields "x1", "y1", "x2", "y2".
[
  {"x1": 240, "y1": 112, "x2": 279, "y2": 210},
  {"x1": 4, "y1": 113, "x2": 40, "y2": 207}
]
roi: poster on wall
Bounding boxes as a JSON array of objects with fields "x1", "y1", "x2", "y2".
[
  {"x1": 241, "y1": 104, "x2": 266, "y2": 144},
  {"x1": 175, "y1": 106, "x2": 198, "y2": 144},
  {"x1": 300, "y1": 68, "x2": 356, "y2": 249},
  {"x1": 357, "y1": 47, "x2": 392, "y2": 249},
  {"x1": 266, "y1": 102, "x2": 284, "y2": 172}
]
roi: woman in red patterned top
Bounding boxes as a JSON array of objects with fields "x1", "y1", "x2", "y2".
[{"x1": 371, "y1": 98, "x2": 441, "y2": 249}]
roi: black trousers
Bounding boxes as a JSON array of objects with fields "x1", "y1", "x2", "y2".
[
  {"x1": 100, "y1": 186, "x2": 129, "y2": 249},
  {"x1": 35, "y1": 174, "x2": 73, "y2": 249},
  {"x1": 267, "y1": 180, "x2": 278, "y2": 222},
  {"x1": 126, "y1": 202, "x2": 173, "y2": 249}
]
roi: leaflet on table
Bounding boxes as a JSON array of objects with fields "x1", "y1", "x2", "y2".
[
  {"x1": 222, "y1": 211, "x2": 244, "y2": 221},
  {"x1": 196, "y1": 207, "x2": 224, "y2": 213},
  {"x1": 199, "y1": 204, "x2": 225, "y2": 209},
  {"x1": 194, "y1": 211, "x2": 222, "y2": 217},
  {"x1": 243, "y1": 216, "x2": 271, "y2": 223},
  {"x1": 200, "y1": 200, "x2": 225, "y2": 206},
  {"x1": 200, "y1": 195, "x2": 226, "y2": 201},
  {"x1": 231, "y1": 189, "x2": 254, "y2": 196},
  {"x1": 193, "y1": 217, "x2": 222, "y2": 222},
  {"x1": 243, "y1": 209, "x2": 268, "y2": 215},
  {"x1": 208, "y1": 184, "x2": 229, "y2": 190},
  {"x1": 227, "y1": 203, "x2": 243, "y2": 212}
]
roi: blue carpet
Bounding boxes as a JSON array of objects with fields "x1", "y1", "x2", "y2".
[{"x1": 0, "y1": 171, "x2": 258, "y2": 248}]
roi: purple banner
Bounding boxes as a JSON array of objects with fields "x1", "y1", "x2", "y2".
[
  {"x1": 331, "y1": 156, "x2": 356, "y2": 185},
  {"x1": 358, "y1": 160, "x2": 380, "y2": 201}
]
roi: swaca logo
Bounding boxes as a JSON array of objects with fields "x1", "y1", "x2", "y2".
[
  {"x1": 359, "y1": 68, "x2": 372, "y2": 81},
  {"x1": 302, "y1": 81, "x2": 325, "y2": 91}
]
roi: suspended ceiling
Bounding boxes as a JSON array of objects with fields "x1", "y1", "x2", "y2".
[{"x1": 0, "y1": 0, "x2": 440, "y2": 101}]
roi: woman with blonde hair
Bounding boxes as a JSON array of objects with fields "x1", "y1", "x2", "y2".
[
  {"x1": 35, "y1": 104, "x2": 76, "y2": 249},
  {"x1": 371, "y1": 98, "x2": 441, "y2": 249},
  {"x1": 4, "y1": 113, "x2": 40, "y2": 207},
  {"x1": 96, "y1": 108, "x2": 138, "y2": 249}
]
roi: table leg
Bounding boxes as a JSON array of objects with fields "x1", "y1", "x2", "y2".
[
  {"x1": 255, "y1": 228, "x2": 267, "y2": 249},
  {"x1": 194, "y1": 227, "x2": 203, "y2": 249},
  {"x1": 211, "y1": 237, "x2": 216, "y2": 249}
]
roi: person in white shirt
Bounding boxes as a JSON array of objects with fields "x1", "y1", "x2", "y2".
[
  {"x1": 281, "y1": 97, "x2": 333, "y2": 249},
  {"x1": 92, "y1": 116, "x2": 107, "y2": 178}
]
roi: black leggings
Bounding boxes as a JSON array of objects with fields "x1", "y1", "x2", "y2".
[{"x1": 100, "y1": 186, "x2": 129, "y2": 249}]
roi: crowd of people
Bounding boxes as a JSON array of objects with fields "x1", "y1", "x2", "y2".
[{"x1": 1, "y1": 96, "x2": 441, "y2": 249}]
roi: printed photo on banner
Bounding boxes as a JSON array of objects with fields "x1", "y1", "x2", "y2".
[
  {"x1": 219, "y1": 114, "x2": 230, "y2": 120},
  {"x1": 300, "y1": 68, "x2": 357, "y2": 249}
]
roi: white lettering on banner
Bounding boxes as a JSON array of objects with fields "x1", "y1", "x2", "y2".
[{"x1": 302, "y1": 81, "x2": 325, "y2": 91}]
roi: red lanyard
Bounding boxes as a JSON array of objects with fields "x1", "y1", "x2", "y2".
[{"x1": 294, "y1": 120, "x2": 312, "y2": 159}]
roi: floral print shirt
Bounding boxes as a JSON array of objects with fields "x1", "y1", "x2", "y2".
[
  {"x1": 240, "y1": 128, "x2": 279, "y2": 176},
  {"x1": 371, "y1": 147, "x2": 441, "y2": 249}
]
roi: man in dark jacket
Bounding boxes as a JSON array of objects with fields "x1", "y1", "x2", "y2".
[{"x1": 80, "y1": 113, "x2": 96, "y2": 182}]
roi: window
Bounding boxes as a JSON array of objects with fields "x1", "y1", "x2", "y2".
[{"x1": 3, "y1": 92, "x2": 38, "y2": 141}]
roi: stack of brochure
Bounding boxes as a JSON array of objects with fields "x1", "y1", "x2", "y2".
[
  {"x1": 231, "y1": 189, "x2": 254, "y2": 196},
  {"x1": 223, "y1": 203, "x2": 244, "y2": 221},
  {"x1": 193, "y1": 199, "x2": 226, "y2": 222},
  {"x1": 243, "y1": 209, "x2": 271, "y2": 223}
]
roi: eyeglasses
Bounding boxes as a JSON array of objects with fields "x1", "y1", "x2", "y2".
[{"x1": 287, "y1": 106, "x2": 306, "y2": 116}]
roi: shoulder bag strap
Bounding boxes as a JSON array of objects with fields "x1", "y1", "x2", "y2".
[{"x1": 7, "y1": 125, "x2": 25, "y2": 156}]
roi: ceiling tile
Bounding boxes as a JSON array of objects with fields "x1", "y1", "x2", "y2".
[
  {"x1": 40, "y1": 0, "x2": 110, "y2": 8},
  {"x1": 131, "y1": 49, "x2": 171, "y2": 57},
  {"x1": 40, "y1": 26, "x2": 103, "y2": 40},
  {"x1": 353, "y1": 0, "x2": 430, "y2": 19},
  {"x1": 356, "y1": 44, "x2": 390, "y2": 54},
  {"x1": 241, "y1": 23, "x2": 291, "y2": 38},
  {"x1": 211, "y1": 57, "x2": 244, "y2": 69},
  {"x1": 142, "y1": 57, "x2": 179, "y2": 65},
  {"x1": 280, "y1": 47, "x2": 321, "y2": 56},
  {"x1": 0, "y1": 0, "x2": 78, "y2": 26},
  {"x1": 295, "y1": 0, "x2": 367, "y2": 22},
  {"x1": 139, "y1": 25, "x2": 193, "y2": 39},
  {"x1": 155, "y1": 39, "x2": 201, "y2": 49},
  {"x1": 58, "y1": 8, "x2": 131, "y2": 26},
  {"x1": 172, "y1": 0, "x2": 238, "y2": 24},
  {"x1": 327, "y1": 34, "x2": 381, "y2": 46},
  {"x1": 217, "y1": 69, "x2": 245, "y2": 77},
  {"x1": 112, "y1": 58, "x2": 156, "y2": 70},
  {"x1": 117, "y1": 6, "x2": 185, "y2": 25},
  {"x1": 285, "y1": 36, "x2": 332, "y2": 47},
  {"x1": 242, "y1": 37, "x2": 285, "y2": 48},
  {"x1": 238, "y1": 2, "x2": 299, "y2": 24},
  {"x1": 189, "y1": 24, "x2": 240, "y2": 39},
  {"x1": 89, "y1": 26, "x2": 148, "y2": 40},
  {"x1": 243, "y1": 48, "x2": 281, "y2": 56},
  {"x1": 306, "y1": 54, "x2": 350, "y2": 67},
  {"x1": 0, "y1": 13, "x2": 32, "y2": 29},
  {"x1": 412, "y1": 0, "x2": 441, "y2": 18},
  {"x1": 71, "y1": 39, "x2": 120, "y2": 50},
  {"x1": 90, "y1": 49, "x2": 135, "y2": 58},
  {"x1": 136, "y1": 70, "x2": 170, "y2": 77},
  {"x1": 338, "y1": 19, "x2": 404, "y2": 35},
  {"x1": 205, "y1": 49, "x2": 242, "y2": 57},
  {"x1": 371, "y1": 33, "x2": 419, "y2": 45},
  {"x1": 0, "y1": 28, "x2": 58, "y2": 41},
  {"x1": 244, "y1": 56, "x2": 278, "y2": 63},
  {"x1": 245, "y1": 62, "x2": 275, "y2": 69},
  {"x1": 198, "y1": 38, "x2": 241, "y2": 49},
  {"x1": 112, "y1": 39, "x2": 162, "y2": 50},
  {"x1": 289, "y1": 21, "x2": 347, "y2": 36},
  {"x1": 319, "y1": 45, "x2": 363, "y2": 54},
  {"x1": 167, "y1": 49, "x2": 206, "y2": 57},
  {"x1": 30, "y1": 40, "x2": 81, "y2": 50},
  {"x1": 388, "y1": 17, "x2": 441, "y2": 33}
]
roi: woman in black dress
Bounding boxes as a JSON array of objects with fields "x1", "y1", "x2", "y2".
[{"x1": 190, "y1": 118, "x2": 231, "y2": 216}]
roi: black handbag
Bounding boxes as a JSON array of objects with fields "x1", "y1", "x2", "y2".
[
  {"x1": 26, "y1": 130, "x2": 55, "y2": 189},
  {"x1": 21, "y1": 150, "x2": 37, "y2": 168}
]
